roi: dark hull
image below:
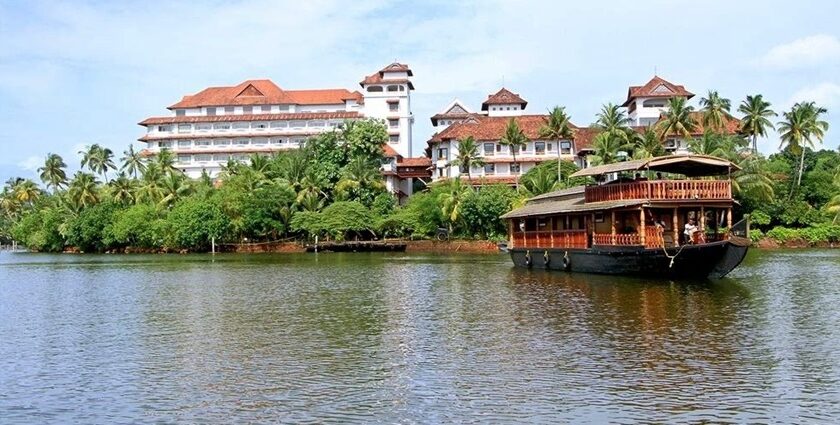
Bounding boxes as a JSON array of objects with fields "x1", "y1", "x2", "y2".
[
  {"x1": 509, "y1": 240, "x2": 748, "y2": 279},
  {"x1": 305, "y1": 242, "x2": 407, "y2": 253}
]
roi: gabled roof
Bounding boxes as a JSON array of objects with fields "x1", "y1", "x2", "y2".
[
  {"x1": 683, "y1": 112, "x2": 741, "y2": 136},
  {"x1": 139, "y1": 111, "x2": 361, "y2": 126},
  {"x1": 430, "y1": 99, "x2": 476, "y2": 125},
  {"x1": 359, "y1": 62, "x2": 415, "y2": 89},
  {"x1": 430, "y1": 115, "x2": 559, "y2": 142},
  {"x1": 168, "y1": 79, "x2": 362, "y2": 109},
  {"x1": 621, "y1": 76, "x2": 694, "y2": 106},
  {"x1": 481, "y1": 88, "x2": 528, "y2": 110},
  {"x1": 570, "y1": 154, "x2": 739, "y2": 178}
]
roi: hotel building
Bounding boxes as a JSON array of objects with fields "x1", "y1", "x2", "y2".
[
  {"x1": 138, "y1": 63, "x2": 430, "y2": 197},
  {"x1": 427, "y1": 76, "x2": 741, "y2": 184}
]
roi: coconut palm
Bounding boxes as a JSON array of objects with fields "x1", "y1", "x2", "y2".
[
  {"x1": 13, "y1": 179, "x2": 41, "y2": 206},
  {"x1": 155, "y1": 148, "x2": 178, "y2": 176},
  {"x1": 121, "y1": 144, "x2": 146, "y2": 178},
  {"x1": 437, "y1": 178, "x2": 470, "y2": 234},
  {"x1": 827, "y1": 193, "x2": 840, "y2": 224},
  {"x1": 137, "y1": 162, "x2": 165, "y2": 204},
  {"x1": 656, "y1": 97, "x2": 697, "y2": 142},
  {"x1": 500, "y1": 118, "x2": 528, "y2": 186},
  {"x1": 68, "y1": 172, "x2": 100, "y2": 208},
  {"x1": 451, "y1": 136, "x2": 485, "y2": 183},
  {"x1": 732, "y1": 156, "x2": 774, "y2": 204},
  {"x1": 38, "y1": 153, "x2": 68, "y2": 193},
  {"x1": 335, "y1": 156, "x2": 384, "y2": 202},
  {"x1": 520, "y1": 165, "x2": 560, "y2": 196},
  {"x1": 699, "y1": 90, "x2": 732, "y2": 132},
  {"x1": 594, "y1": 103, "x2": 633, "y2": 143},
  {"x1": 539, "y1": 106, "x2": 576, "y2": 183},
  {"x1": 737, "y1": 94, "x2": 776, "y2": 154},
  {"x1": 159, "y1": 173, "x2": 193, "y2": 208},
  {"x1": 589, "y1": 132, "x2": 634, "y2": 166},
  {"x1": 249, "y1": 153, "x2": 270, "y2": 174},
  {"x1": 633, "y1": 129, "x2": 666, "y2": 159},
  {"x1": 297, "y1": 191, "x2": 324, "y2": 212},
  {"x1": 109, "y1": 173, "x2": 137, "y2": 205},
  {"x1": 79, "y1": 144, "x2": 116, "y2": 182},
  {"x1": 778, "y1": 101, "x2": 829, "y2": 190}
]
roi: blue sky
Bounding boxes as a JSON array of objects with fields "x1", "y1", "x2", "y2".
[{"x1": 2, "y1": 0, "x2": 840, "y2": 183}]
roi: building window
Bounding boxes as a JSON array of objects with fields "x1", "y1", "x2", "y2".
[
  {"x1": 158, "y1": 141, "x2": 173, "y2": 148},
  {"x1": 243, "y1": 106, "x2": 253, "y2": 114},
  {"x1": 271, "y1": 138, "x2": 284, "y2": 145},
  {"x1": 389, "y1": 102, "x2": 399, "y2": 112},
  {"x1": 196, "y1": 123, "x2": 211, "y2": 131},
  {"x1": 387, "y1": 85, "x2": 400, "y2": 92},
  {"x1": 206, "y1": 107, "x2": 216, "y2": 116},
  {"x1": 484, "y1": 164, "x2": 496, "y2": 175},
  {"x1": 388, "y1": 119, "x2": 399, "y2": 128},
  {"x1": 438, "y1": 148, "x2": 448, "y2": 160},
  {"x1": 277, "y1": 105, "x2": 290, "y2": 111},
  {"x1": 535, "y1": 142, "x2": 546, "y2": 155},
  {"x1": 252, "y1": 138, "x2": 268, "y2": 145},
  {"x1": 309, "y1": 120, "x2": 326, "y2": 127},
  {"x1": 253, "y1": 122, "x2": 268, "y2": 130},
  {"x1": 214, "y1": 154, "x2": 230, "y2": 162},
  {"x1": 177, "y1": 124, "x2": 191, "y2": 133},
  {"x1": 213, "y1": 123, "x2": 231, "y2": 131},
  {"x1": 367, "y1": 86, "x2": 383, "y2": 92},
  {"x1": 560, "y1": 141, "x2": 572, "y2": 154},
  {"x1": 194, "y1": 139, "x2": 211, "y2": 147},
  {"x1": 232, "y1": 122, "x2": 249, "y2": 130},
  {"x1": 270, "y1": 121, "x2": 287, "y2": 128},
  {"x1": 293, "y1": 138, "x2": 305, "y2": 147},
  {"x1": 261, "y1": 105, "x2": 271, "y2": 113},
  {"x1": 510, "y1": 163, "x2": 521, "y2": 174},
  {"x1": 389, "y1": 135, "x2": 400, "y2": 144},
  {"x1": 484, "y1": 143, "x2": 494, "y2": 156},
  {"x1": 290, "y1": 120, "x2": 305, "y2": 128},
  {"x1": 213, "y1": 139, "x2": 231, "y2": 146},
  {"x1": 177, "y1": 140, "x2": 192, "y2": 148},
  {"x1": 511, "y1": 145, "x2": 520, "y2": 154},
  {"x1": 157, "y1": 125, "x2": 172, "y2": 132},
  {"x1": 195, "y1": 154, "x2": 211, "y2": 162},
  {"x1": 175, "y1": 109, "x2": 186, "y2": 117},
  {"x1": 224, "y1": 106, "x2": 234, "y2": 114},
  {"x1": 177, "y1": 154, "x2": 191, "y2": 163}
]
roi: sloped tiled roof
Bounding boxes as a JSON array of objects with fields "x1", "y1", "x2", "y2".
[
  {"x1": 360, "y1": 62, "x2": 415, "y2": 89},
  {"x1": 481, "y1": 88, "x2": 528, "y2": 110},
  {"x1": 430, "y1": 115, "x2": 558, "y2": 142},
  {"x1": 399, "y1": 157, "x2": 432, "y2": 167},
  {"x1": 139, "y1": 112, "x2": 361, "y2": 125},
  {"x1": 622, "y1": 76, "x2": 694, "y2": 106},
  {"x1": 168, "y1": 79, "x2": 362, "y2": 108}
]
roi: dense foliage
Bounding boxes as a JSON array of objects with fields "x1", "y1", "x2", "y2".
[{"x1": 2, "y1": 96, "x2": 840, "y2": 251}]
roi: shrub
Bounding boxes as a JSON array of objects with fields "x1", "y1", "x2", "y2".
[
  {"x1": 766, "y1": 226, "x2": 801, "y2": 243},
  {"x1": 800, "y1": 224, "x2": 840, "y2": 244},
  {"x1": 166, "y1": 197, "x2": 229, "y2": 251},
  {"x1": 110, "y1": 204, "x2": 166, "y2": 248},
  {"x1": 749, "y1": 228, "x2": 764, "y2": 243},
  {"x1": 750, "y1": 210, "x2": 771, "y2": 228},
  {"x1": 64, "y1": 202, "x2": 120, "y2": 252}
]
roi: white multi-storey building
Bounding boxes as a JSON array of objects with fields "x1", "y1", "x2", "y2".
[
  {"x1": 622, "y1": 75, "x2": 694, "y2": 127},
  {"x1": 138, "y1": 63, "x2": 429, "y2": 197}
]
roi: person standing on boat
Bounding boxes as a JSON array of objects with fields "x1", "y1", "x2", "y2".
[{"x1": 684, "y1": 219, "x2": 699, "y2": 244}]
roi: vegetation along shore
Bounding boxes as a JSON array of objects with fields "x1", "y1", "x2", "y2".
[{"x1": 1, "y1": 93, "x2": 839, "y2": 253}]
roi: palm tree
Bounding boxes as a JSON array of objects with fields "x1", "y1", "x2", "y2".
[
  {"x1": 68, "y1": 172, "x2": 100, "y2": 208},
  {"x1": 633, "y1": 129, "x2": 666, "y2": 159},
  {"x1": 335, "y1": 156, "x2": 384, "y2": 202},
  {"x1": 699, "y1": 90, "x2": 732, "y2": 132},
  {"x1": 38, "y1": 153, "x2": 68, "y2": 193},
  {"x1": 520, "y1": 165, "x2": 560, "y2": 196},
  {"x1": 737, "y1": 94, "x2": 776, "y2": 154},
  {"x1": 109, "y1": 173, "x2": 137, "y2": 205},
  {"x1": 137, "y1": 162, "x2": 164, "y2": 204},
  {"x1": 778, "y1": 101, "x2": 829, "y2": 190},
  {"x1": 451, "y1": 136, "x2": 485, "y2": 183},
  {"x1": 539, "y1": 106, "x2": 575, "y2": 183},
  {"x1": 13, "y1": 179, "x2": 41, "y2": 206},
  {"x1": 688, "y1": 131, "x2": 726, "y2": 157},
  {"x1": 589, "y1": 132, "x2": 634, "y2": 166},
  {"x1": 732, "y1": 156, "x2": 774, "y2": 204},
  {"x1": 499, "y1": 118, "x2": 528, "y2": 186},
  {"x1": 121, "y1": 144, "x2": 146, "y2": 179},
  {"x1": 594, "y1": 103, "x2": 633, "y2": 143},
  {"x1": 437, "y1": 178, "x2": 470, "y2": 234},
  {"x1": 80, "y1": 144, "x2": 116, "y2": 182},
  {"x1": 155, "y1": 148, "x2": 178, "y2": 176},
  {"x1": 159, "y1": 173, "x2": 193, "y2": 208},
  {"x1": 249, "y1": 153, "x2": 270, "y2": 174},
  {"x1": 656, "y1": 97, "x2": 697, "y2": 142}
]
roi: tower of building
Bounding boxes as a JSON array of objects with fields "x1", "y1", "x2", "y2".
[
  {"x1": 359, "y1": 63, "x2": 415, "y2": 157},
  {"x1": 622, "y1": 76, "x2": 693, "y2": 127}
]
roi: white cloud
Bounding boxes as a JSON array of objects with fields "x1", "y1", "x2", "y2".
[
  {"x1": 786, "y1": 82, "x2": 840, "y2": 109},
  {"x1": 757, "y1": 34, "x2": 840, "y2": 69},
  {"x1": 18, "y1": 156, "x2": 42, "y2": 173}
]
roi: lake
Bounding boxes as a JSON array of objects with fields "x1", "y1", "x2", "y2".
[{"x1": 1, "y1": 250, "x2": 839, "y2": 423}]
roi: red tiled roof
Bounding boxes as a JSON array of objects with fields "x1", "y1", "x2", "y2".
[
  {"x1": 685, "y1": 112, "x2": 741, "y2": 136},
  {"x1": 359, "y1": 63, "x2": 415, "y2": 89},
  {"x1": 380, "y1": 62, "x2": 413, "y2": 76},
  {"x1": 138, "y1": 132, "x2": 325, "y2": 142},
  {"x1": 168, "y1": 79, "x2": 362, "y2": 109},
  {"x1": 430, "y1": 115, "x2": 567, "y2": 142},
  {"x1": 382, "y1": 144, "x2": 400, "y2": 158},
  {"x1": 572, "y1": 127, "x2": 600, "y2": 151},
  {"x1": 140, "y1": 112, "x2": 361, "y2": 125},
  {"x1": 622, "y1": 76, "x2": 694, "y2": 106},
  {"x1": 481, "y1": 88, "x2": 527, "y2": 110},
  {"x1": 399, "y1": 157, "x2": 432, "y2": 167}
]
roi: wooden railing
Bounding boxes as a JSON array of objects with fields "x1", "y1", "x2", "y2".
[
  {"x1": 592, "y1": 233, "x2": 642, "y2": 246},
  {"x1": 512, "y1": 230, "x2": 587, "y2": 249},
  {"x1": 645, "y1": 227, "x2": 665, "y2": 248},
  {"x1": 585, "y1": 180, "x2": 731, "y2": 203}
]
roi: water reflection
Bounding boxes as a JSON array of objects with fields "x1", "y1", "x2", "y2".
[{"x1": 1, "y1": 251, "x2": 839, "y2": 423}]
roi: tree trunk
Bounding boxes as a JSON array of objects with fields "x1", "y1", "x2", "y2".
[
  {"x1": 797, "y1": 148, "x2": 805, "y2": 187},
  {"x1": 512, "y1": 151, "x2": 518, "y2": 188}
]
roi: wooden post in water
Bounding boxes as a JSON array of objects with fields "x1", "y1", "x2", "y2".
[
  {"x1": 611, "y1": 210, "x2": 616, "y2": 245},
  {"x1": 672, "y1": 208, "x2": 679, "y2": 246},
  {"x1": 639, "y1": 208, "x2": 646, "y2": 247}
]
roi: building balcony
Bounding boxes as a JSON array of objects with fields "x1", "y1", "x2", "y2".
[{"x1": 584, "y1": 180, "x2": 731, "y2": 203}]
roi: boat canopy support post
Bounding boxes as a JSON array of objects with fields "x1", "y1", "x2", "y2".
[
  {"x1": 639, "y1": 208, "x2": 646, "y2": 246},
  {"x1": 672, "y1": 207, "x2": 679, "y2": 247},
  {"x1": 611, "y1": 210, "x2": 617, "y2": 245}
]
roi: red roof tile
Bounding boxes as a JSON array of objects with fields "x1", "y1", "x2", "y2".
[
  {"x1": 430, "y1": 115, "x2": 567, "y2": 142},
  {"x1": 168, "y1": 79, "x2": 362, "y2": 109},
  {"x1": 622, "y1": 76, "x2": 694, "y2": 106},
  {"x1": 382, "y1": 144, "x2": 400, "y2": 158},
  {"x1": 398, "y1": 157, "x2": 432, "y2": 167},
  {"x1": 138, "y1": 131, "x2": 325, "y2": 142},
  {"x1": 139, "y1": 112, "x2": 360, "y2": 125},
  {"x1": 481, "y1": 88, "x2": 527, "y2": 110},
  {"x1": 359, "y1": 63, "x2": 415, "y2": 89}
]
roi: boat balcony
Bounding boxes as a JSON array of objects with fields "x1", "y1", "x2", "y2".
[
  {"x1": 511, "y1": 230, "x2": 588, "y2": 249},
  {"x1": 584, "y1": 180, "x2": 731, "y2": 203}
]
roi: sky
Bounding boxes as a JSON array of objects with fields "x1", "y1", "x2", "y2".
[{"x1": 2, "y1": 0, "x2": 840, "y2": 183}]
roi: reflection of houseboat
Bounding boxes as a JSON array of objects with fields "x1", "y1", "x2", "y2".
[{"x1": 500, "y1": 155, "x2": 750, "y2": 279}]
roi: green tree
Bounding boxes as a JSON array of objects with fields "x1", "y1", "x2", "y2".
[
  {"x1": 699, "y1": 90, "x2": 732, "y2": 132},
  {"x1": 499, "y1": 118, "x2": 528, "y2": 186},
  {"x1": 656, "y1": 97, "x2": 697, "y2": 141},
  {"x1": 80, "y1": 144, "x2": 116, "y2": 182},
  {"x1": 539, "y1": 106, "x2": 575, "y2": 182},
  {"x1": 68, "y1": 172, "x2": 100, "y2": 208},
  {"x1": 334, "y1": 156, "x2": 385, "y2": 205},
  {"x1": 109, "y1": 172, "x2": 137, "y2": 205},
  {"x1": 460, "y1": 184, "x2": 520, "y2": 239},
  {"x1": 121, "y1": 144, "x2": 147, "y2": 178},
  {"x1": 38, "y1": 153, "x2": 68, "y2": 193},
  {"x1": 167, "y1": 197, "x2": 229, "y2": 251},
  {"x1": 437, "y1": 178, "x2": 471, "y2": 233},
  {"x1": 738, "y1": 94, "x2": 776, "y2": 153},
  {"x1": 320, "y1": 201, "x2": 376, "y2": 241},
  {"x1": 778, "y1": 101, "x2": 829, "y2": 190},
  {"x1": 589, "y1": 132, "x2": 633, "y2": 165},
  {"x1": 13, "y1": 179, "x2": 41, "y2": 206},
  {"x1": 451, "y1": 136, "x2": 485, "y2": 183},
  {"x1": 593, "y1": 103, "x2": 633, "y2": 144},
  {"x1": 633, "y1": 128, "x2": 666, "y2": 159}
]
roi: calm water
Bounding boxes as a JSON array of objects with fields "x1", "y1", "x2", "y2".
[{"x1": 1, "y1": 250, "x2": 839, "y2": 424}]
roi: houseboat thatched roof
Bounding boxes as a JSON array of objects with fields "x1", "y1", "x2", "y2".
[{"x1": 570, "y1": 154, "x2": 738, "y2": 178}]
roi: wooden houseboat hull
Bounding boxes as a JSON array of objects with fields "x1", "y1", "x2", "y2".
[{"x1": 509, "y1": 239, "x2": 748, "y2": 279}]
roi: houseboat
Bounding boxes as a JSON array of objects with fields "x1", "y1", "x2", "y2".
[{"x1": 500, "y1": 154, "x2": 750, "y2": 279}]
